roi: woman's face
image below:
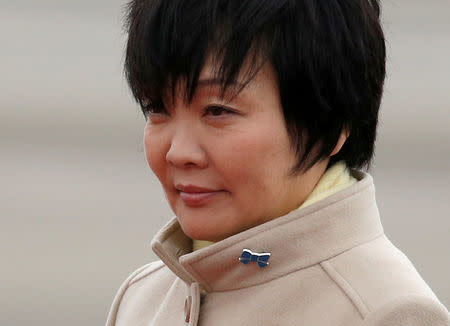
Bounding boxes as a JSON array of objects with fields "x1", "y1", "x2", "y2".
[{"x1": 144, "y1": 59, "x2": 331, "y2": 242}]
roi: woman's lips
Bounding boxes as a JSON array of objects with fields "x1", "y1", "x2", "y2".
[
  {"x1": 175, "y1": 184, "x2": 225, "y2": 207},
  {"x1": 179, "y1": 191, "x2": 223, "y2": 207}
]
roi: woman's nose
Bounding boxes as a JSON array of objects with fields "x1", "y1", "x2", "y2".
[{"x1": 165, "y1": 129, "x2": 208, "y2": 169}]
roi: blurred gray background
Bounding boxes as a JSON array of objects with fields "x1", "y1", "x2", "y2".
[{"x1": 1, "y1": 0, "x2": 449, "y2": 325}]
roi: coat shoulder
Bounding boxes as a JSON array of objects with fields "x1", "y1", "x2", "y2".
[
  {"x1": 361, "y1": 294, "x2": 450, "y2": 326},
  {"x1": 323, "y1": 234, "x2": 448, "y2": 320},
  {"x1": 127, "y1": 260, "x2": 166, "y2": 285},
  {"x1": 105, "y1": 260, "x2": 172, "y2": 326}
]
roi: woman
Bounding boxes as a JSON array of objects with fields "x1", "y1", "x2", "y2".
[{"x1": 106, "y1": 0, "x2": 449, "y2": 325}]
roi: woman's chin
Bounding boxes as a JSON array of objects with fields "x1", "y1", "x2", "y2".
[
  {"x1": 176, "y1": 213, "x2": 230, "y2": 242},
  {"x1": 171, "y1": 197, "x2": 230, "y2": 239}
]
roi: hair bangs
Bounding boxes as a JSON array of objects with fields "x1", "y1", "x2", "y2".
[{"x1": 123, "y1": 0, "x2": 286, "y2": 114}]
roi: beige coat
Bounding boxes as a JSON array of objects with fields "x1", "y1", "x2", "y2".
[{"x1": 105, "y1": 169, "x2": 449, "y2": 325}]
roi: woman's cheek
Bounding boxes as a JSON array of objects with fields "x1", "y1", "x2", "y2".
[
  {"x1": 218, "y1": 131, "x2": 273, "y2": 192},
  {"x1": 144, "y1": 129, "x2": 166, "y2": 179}
]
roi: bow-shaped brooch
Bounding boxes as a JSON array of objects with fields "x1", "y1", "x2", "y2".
[{"x1": 238, "y1": 248, "x2": 271, "y2": 268}]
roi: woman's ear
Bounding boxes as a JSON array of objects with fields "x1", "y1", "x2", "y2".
[{"x1": 330, "y1": 125, "x2": 351, "y2": 156}]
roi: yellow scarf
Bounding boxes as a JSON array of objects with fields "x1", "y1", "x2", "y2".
[{"x1": 192, "y1": 160, "x2": 357, "y2": 251}]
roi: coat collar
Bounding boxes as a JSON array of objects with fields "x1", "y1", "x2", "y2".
[{"x1": 151, "y1": 169, "x2": 384, "y2": 293}]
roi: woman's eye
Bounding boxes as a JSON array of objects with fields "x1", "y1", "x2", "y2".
[{"x1": 204, "y1": 105, "x2": 235, "y2": 117}]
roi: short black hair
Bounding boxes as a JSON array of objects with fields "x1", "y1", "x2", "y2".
[{"x1": 123, "y1": 0, "x2": 386, "y2": 173}]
